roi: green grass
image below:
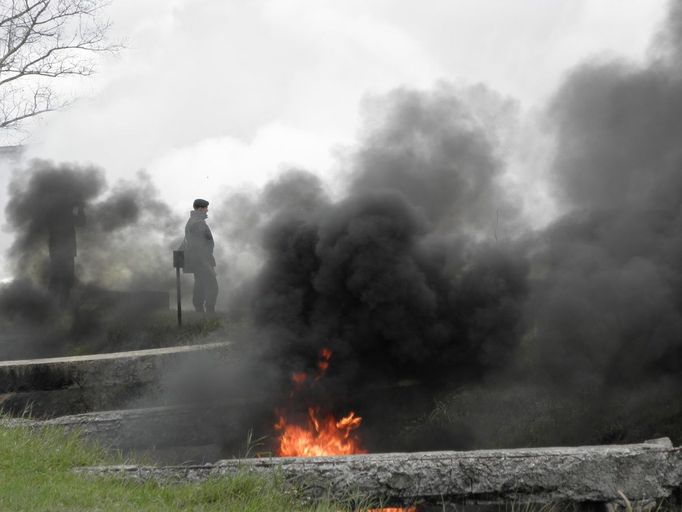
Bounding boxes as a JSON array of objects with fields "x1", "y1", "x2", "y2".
[
  {"x1": 101, "y1": 311, "x2": 226, "y2": 350},
  {"x1": 0, "y1": 423, "x2": 344, "y2": 511},
  {"x1": 68, "y1": 310, "x2": 227, "y2": 355},
  {"x1": 1, "y1": 423, "x2": 679, "y2": 512}
]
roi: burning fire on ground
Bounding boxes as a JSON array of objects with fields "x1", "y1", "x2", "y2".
[
  {"x1": 274, "y1": 348, "x2": 417, "y2": 512},
  {"x1": 275, "y1": 406, "x2": 365, "y2": 457},
  {"x1": 275, "y1": 347, "x2": 365, "y2": 457}
]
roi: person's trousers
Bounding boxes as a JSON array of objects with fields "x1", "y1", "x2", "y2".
[{"x1": 193, "y1": 265, "x2": 219, "y2": 313}]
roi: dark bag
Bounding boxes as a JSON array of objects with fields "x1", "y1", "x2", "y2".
[{"x1": 177, "y1": 238, "x2": 196, "y2": 274}]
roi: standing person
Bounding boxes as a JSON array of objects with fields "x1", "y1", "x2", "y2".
[
  {"x1": 183, "y1": 198, "x2": 219, "y2": 313},
  {"x1": 47, "y1": 203, "x2": 86, "y2": 305}
]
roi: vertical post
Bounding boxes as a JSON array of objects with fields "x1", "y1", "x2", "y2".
[
  {"x1": 176, "y1": 266, "x2": 182, "y2": 327},
  {"x1": 173, "y1": 250, "x2": 185, "y2": 328}
]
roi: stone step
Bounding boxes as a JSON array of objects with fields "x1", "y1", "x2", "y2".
[
  {"x1": 77, "y1": 439, "x2": 682, "y2": 507},
  {"x1": 1, "y1": 402, "x2": 272, "y2": 464},
  {"x1": 0, "y1": 342, "x2": 232, "y2": 417}
]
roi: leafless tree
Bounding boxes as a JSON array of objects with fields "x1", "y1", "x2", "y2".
[{"x1": 0, "y1": 0, "x2": 119, "y2": 130}]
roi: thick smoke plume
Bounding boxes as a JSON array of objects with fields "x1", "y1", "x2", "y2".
[
  {"x1": 528, "y1": 8, "x2": 682, "y2": 388},
  {"x1": 208, "y1": 86, "x2": 530, "y2": 452},
  {"x1": 214, "y1": 4, "x2": 682, "y2": 450},
  {"x1": 3, "y1": 3, "x2": 682, "y2": 456},
  {"x1": 0, "y1": 160, "x2": 182, "y2": 358},
  {"x1": 418, "y1": 1, "x2": 682, "y2": 448}
]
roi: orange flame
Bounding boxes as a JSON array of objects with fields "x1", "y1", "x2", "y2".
[
  {"x1": 275, "y1": 406, "x2": 366, "y2": 457},
  {"x1": 291, "y1": 372, "x2": 307, "y2": 387},
  {"x1": 316, "y1": 347, "x2": 333, "y2": 379},
  {"x1": 276, "y1": 348, "x2": 415, "y2": 511}
]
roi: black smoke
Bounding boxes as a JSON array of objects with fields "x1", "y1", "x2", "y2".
[
  {"x1": 528, "y1": 10, "x2": 682, "y2": 388},
  {"x1": 4, "y1": 2, "x2": 682, "y2": 456},
  {"x1": 0, "y1": 160, "x2": 182, "y2": 358},
  {"x1": 350, "y1": 86, "x2": 518, "y2": 232},
  {"x1": 411, "y1": 1, "x2": 682, "y2": 448},
  {"x1": 215, "y1": 5, "x2": 682, "y2": 451},
  {"x1": 5, "y1": 160, "x2": 105, "y2": 279},
  {"x1": 210, "y1": 85, "x2": 530, "y2": 453},
  {"x1": 79, "y1": 170, "x2": 181, "y2": 291}
]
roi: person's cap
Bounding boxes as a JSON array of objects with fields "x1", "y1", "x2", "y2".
[{"x1": 193, "y1": 198, "x2": 209, "y2": 209}]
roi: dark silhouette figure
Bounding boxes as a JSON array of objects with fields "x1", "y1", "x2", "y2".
[
  {"x1": 183, "y1": 199, "x2": 218, "y2": 313},
  {"x1": 47, "y1": 205, "x2": 86, "y2": 305}
]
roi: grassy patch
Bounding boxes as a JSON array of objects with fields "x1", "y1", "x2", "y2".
[
  {"x1": 0, "y1": 423, "x2": 342, "y2": 511},
  {"x1": 100, "y1": 311, "x2": 225, "y2": 351},
  {"x1": 1, "y1": 422, "x2": 679, "y2": 512},
  {"x1": 68, "y1": 310, "x2": 227, "y2": 355}
]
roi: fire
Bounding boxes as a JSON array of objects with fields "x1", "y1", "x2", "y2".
[
  {"x1": 316, "y1": 347, "x2": 332, "y2": 376},
  {"x1": 275, "y1": 348, "x2": 367, "y2": 457},
  {"x1": 275, "y1": 406, "x2": 366, "y2": 457},
  {"x1": 275, "y1": 348, "x2": 416, "y2": 512},
  {"x1": 276, "y1": 348, "x2": 364, "y2": 457},
  {"x1": 291, "y1": 372, "x2": 307, "y2": 388},
  {"x1": 291, "y1": 372, "x2": 307, "y2": 385}
]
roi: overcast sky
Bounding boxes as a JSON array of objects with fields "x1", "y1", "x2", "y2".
[{"x1": 0, "y1": 0, "x2": 671, "y2": 278}]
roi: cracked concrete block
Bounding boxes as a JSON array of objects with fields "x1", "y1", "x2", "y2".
[
  {"x1": 77, "y1": 439, "x2": 682, "y2": 507},
  {"x1": 0, "y1": 342, "x2": 231, "y2": 416}
]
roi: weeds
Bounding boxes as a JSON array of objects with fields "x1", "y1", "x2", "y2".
[{"x1": 0, "y1": 421, "x2": 341, "y2": 511}]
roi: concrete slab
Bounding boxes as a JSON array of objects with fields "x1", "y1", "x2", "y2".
[
  {"x1": 2, "y1": 400, "x2": 275, "y2": 464},
  {"x1": 78, "y1": 439, "x2": 682, "y2": 507},
  {"x1": 3, "y1": 402, "x2": 264, "y2": 449},
  {"x1": 0, "y1": 342, "x2": 232, "y2": 417}
]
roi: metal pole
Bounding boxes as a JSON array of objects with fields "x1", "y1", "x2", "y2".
[{"x1": 176, "y1": 266, "x2": 182, "y2": 327}]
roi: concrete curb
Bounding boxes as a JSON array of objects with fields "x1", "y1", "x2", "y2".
[
  {"x1": 77, "y1": 438, "x2": 682, "y2": 507},
  {"x1": 0, "y1": 342, "x2": 232, "y2": 417}
]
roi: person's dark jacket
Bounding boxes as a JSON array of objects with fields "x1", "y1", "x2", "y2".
[{"x1": 183, "y1": 210, "x2": 215, "y2": 273}]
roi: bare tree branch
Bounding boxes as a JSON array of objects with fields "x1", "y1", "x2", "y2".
[
  {"x1": 0, "y1": 0, "x2": 43, "y2": 29},
  {"x1": 0, "y1": 0, "x2": 119, "y2": 130}
]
